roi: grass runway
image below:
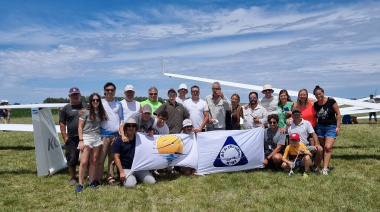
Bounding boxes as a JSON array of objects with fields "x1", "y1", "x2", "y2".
[{"x1": 0, "y1": 116, "x2": 379, "y2": 211}]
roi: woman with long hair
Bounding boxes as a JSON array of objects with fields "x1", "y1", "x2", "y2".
[
  {"x1": 76, "y1": 93, "x2": 108, "y2": 193},
  {"x1": 277, "y1": 89, "x2": 293, "y2": 133},
  {"x1": 313, "y1": 85, "x2": 341, "y2": 175},
  {"x1": 230, "y1": 94, "x2": 243, "y2": 130},
  {"x1": 294, "y1": 89, "x2": 317, "y2": 127}
]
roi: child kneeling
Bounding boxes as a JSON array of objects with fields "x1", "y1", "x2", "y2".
[{"x1": 282, "y1": 133, "x2": 311, "y2": 178}]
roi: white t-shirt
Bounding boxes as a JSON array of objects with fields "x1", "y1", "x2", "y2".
[
  {"x1": 183, "y1": 99, "x2": 209, "y2": 129},
  {"x1": 175, "y1": 97, "x2": 186, "y2": 105},
  {"x1": 100, "y1": 99, "x2": 123, "y2": 137},
  {"x1": 153, "y1": 118, "x2": 170, "y2": 135},
  {"x1": 260, "y1": 96, "x2": 279, "y2": 115},
  {"x1": 286, "y1": 119, "x2": 315, "y2": 146},
  {"x1": 120, "y1": 99, "x2": 141, "y2": 121}
]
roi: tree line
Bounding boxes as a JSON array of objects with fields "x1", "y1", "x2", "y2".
[{"x1": 43, "y1": 96, "x2": 167, "y2": 103}]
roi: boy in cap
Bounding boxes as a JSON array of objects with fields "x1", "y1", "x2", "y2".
[
  {"x1": 124, "y1": 104, "x2": 155, "y2": 139},
  {"x1": 281, "y1": 133, "x2": 312, "y2": 178}
]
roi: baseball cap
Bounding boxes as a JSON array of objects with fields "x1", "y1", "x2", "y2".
[
  {"x1": 124, "y1": 85, "x2": 135, "y2": 92},
  {"x1": 69, "y1": 87, "x2": 80, "y2": 95},
  {"x1": 168, "y1": 88, "x2": 177, "y2": 94},
  {"x1": 142, "y1": 104, "x2": 152, "y2": 114},
  {"x1": 182, "y1": 119, "x2": 193, "y2": 128},
  {"x1": 292, "y1": 108, "x2": 301, "y2": 114},
  {"x1": 290, "y1": 133, "x2": 300, "y2": 140}
]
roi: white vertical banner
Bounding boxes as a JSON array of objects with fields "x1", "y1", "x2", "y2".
[
  {"x1": 196, "y1": 128, "x2": 264, "y2": 175},
  {"x1": 131, "y1": 133, "x2": 198, "y2": 172},
  {"x1": 32, "y1": 108, "x2": 67, "y2": 177}
]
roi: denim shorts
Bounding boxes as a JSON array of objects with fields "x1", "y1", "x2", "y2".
[{"x1": 316, "y1": 124, "x2": 337, "y2": 139}]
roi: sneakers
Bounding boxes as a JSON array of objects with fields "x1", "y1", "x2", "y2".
[
  {"x1": 322, "y1": 168, "x2": 329, "y2": 175},
  {"x1": 88, "y1": 182, "x2": 99, "y2": 190},
  {"x1": 303, "y1": 172, "x2": 309, "y2": 179},
  {"x1": 69, "y1": 178, "x2": 77, "y2": 186},
  {"x1": 75, "y1": 184, "x2": 83, "y2": 193},
  {"x1": 93, "y1": 180, "x2": 101, "y2": 187}
]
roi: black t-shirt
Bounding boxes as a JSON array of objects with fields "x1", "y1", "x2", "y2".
[
  {"x1": 59, "y1": 102, "x2": 87, "y2": 137},
  {"x1": 314, "y1": 98, "x2": 337, "y2": 125},
  {"x1": 112, "y1": 135, "x2": 136, "y2": 169}
]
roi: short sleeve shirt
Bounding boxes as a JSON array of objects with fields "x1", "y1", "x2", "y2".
[
  {"x1": 112, "y1": 135, "x2": 136, "y2": 169},
  {"x1": 59, "y1": 102, "x2": 87, "y2": 137}
]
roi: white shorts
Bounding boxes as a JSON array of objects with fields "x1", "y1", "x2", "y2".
[{"x1": 83, "y1": 133, "x2": 103, "y2": 148}]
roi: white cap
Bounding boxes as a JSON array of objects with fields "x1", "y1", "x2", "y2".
[
  {"x1": 124, "y1": 85, "x2": 135, "y2": 92},
  {"x1": 182, "y1": 119, "x2": 193, "y2": 127},
  {"x1": 178, "y1": 83, "x2": 188, "y2": 91}
]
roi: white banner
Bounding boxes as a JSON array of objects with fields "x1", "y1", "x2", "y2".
[
  {"x1": 196, "y1": 128, "x2": 264, "y2": 175},
  {"x1": 130, "y1": 133, "x2": 198, "y2": 172}
]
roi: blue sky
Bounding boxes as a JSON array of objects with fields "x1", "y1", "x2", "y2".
[{"x1": 1, "y1": 0, "x2": 379, "y2": 104}]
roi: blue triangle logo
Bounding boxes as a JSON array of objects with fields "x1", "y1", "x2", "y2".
[{"x1": 213, "y1": 136, "x2": 248, "y2": 167}]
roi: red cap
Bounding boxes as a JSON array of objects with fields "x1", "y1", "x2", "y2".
[{"x1": 290, "y1": 133, "x2": 300, "y2": 140}]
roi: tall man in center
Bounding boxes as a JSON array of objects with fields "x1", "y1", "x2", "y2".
[
  {"x1": 154, "y1": 88, "x2": 189, "y2": 134},
  {"x1": 96, "y1": 82, "x2": 124, "y2": 185},
  {"x1": 205, "y1": 82, "x2": 231, "y2": 131}
]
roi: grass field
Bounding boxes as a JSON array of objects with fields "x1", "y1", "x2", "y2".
[{"x1": 0, "y1": 114, "x2": 380, "y2": 211}]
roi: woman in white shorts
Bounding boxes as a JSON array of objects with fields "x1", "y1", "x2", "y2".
[{"x1": 76, "y1": 93, "x2": 108, "y2": 193}]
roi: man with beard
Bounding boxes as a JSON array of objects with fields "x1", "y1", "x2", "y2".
[
  {"x1": 242, "y1": 91, "x2": 268, "y2": 129},
  {"x1": 113, "y1": 118, "x2": 156, "y2": 188}
]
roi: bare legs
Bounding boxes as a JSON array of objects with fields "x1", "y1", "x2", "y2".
[{"x1": 78, "y1": 146, "x2": 100, "y2": 185}]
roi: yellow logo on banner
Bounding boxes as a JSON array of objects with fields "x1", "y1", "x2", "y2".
[{"x1": 156, "y1": 135, "x2": 183, "y2": 154}]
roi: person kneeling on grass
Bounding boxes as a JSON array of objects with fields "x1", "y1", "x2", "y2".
[
  {"x1": 281, "y1": 133, "x2": 311, "y2": 178},
  {"x1": 112, "y1": 118, "x2": 156, "y2": 188}
]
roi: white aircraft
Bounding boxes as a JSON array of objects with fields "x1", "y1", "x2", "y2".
[
  {"x1": 0, "y1": 103, "x2": 67, "y2": 177},
  {"x1": 161, "y1": 58, "x2": 380, "y2": 115}
]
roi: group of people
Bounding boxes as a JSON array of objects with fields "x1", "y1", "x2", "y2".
[
  {"x1": 59, "y1": 81, "x2": 344, "y2": 193},
  {"x1": 0, "y1": 99, "x2": 11, "y2": 124}
]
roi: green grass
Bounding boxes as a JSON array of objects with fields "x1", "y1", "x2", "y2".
[{"x1": 1, "y1": 117, "x2": 380, "y2": 211}]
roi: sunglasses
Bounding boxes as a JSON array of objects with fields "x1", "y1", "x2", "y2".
[
  {"x1": 159, "y1": 118, "x2": 167, "y2": 122},
  {"x1": 149, "y1": 93, "x2": 158, "y2": 96},
  {"x1": 91, "y1": 99, "x2": 100, "y2": 102},
  {"x1": 191, "y1": 90, "x2": 199, "y2": 93},
  {"x1": 105, "y1": 89, "x2": 115, "y2": 92},
  {"x1": 249, "y1": 97, "x2": 257, "y2": 100},
  {"x1": 263, "y1": 89, "x2": 272, "y2": 92},
  {"x1": 168, "y1": 92, "x2": 176, "y2": 95},
  {"x1": 126, "y1": 124, "x2": 136, "y2": 128},
  {"x1": 269, "y1": 121, "x2": 277, "y2": 124},
  {"x1": 185, "y1": 125, "x2": 193, "y2": 128}
]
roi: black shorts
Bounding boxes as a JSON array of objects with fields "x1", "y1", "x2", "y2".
[{"x1": 65, "y1": 136, "x2": 80, "y2": 167}]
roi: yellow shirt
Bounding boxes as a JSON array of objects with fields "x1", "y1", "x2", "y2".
[{"x1": 283, "y1": 143, "x2": 310, "y2": 160}]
